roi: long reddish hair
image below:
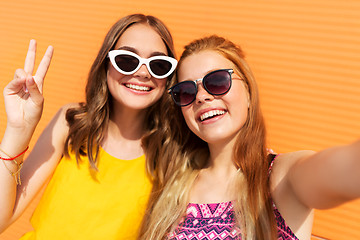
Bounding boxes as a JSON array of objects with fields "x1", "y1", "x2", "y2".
[{"x1": 140, "y1": 35, "x2": 277, "y2": 240}]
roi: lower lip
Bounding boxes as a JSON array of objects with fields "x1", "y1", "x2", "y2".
[{"x1": 200, "y1": 113, "x2": 225, "y2": 124}]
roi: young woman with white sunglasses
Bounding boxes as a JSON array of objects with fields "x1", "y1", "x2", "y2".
[
  {"x1": 140, "y1": 35, "x2": 360, "y2": 240},
  {"x1": 0, "y1": 14, "x2": 177, "y2": 239}
]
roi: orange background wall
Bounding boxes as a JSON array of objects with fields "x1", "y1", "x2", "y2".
[{"x1": 0, "y1": 0, "x2": 359, "y2": 239}]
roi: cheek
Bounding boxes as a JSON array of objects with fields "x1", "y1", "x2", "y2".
[
  {"x1": 181, "y1": 107, "x2": 198, "y2": 131},
  {"x1": 181, "y1": 107, "x2": 190, "y2": 121},
  {"x1": 152, "y1": 79, "x2": 167, "y2": 99},
  {"x1": 230, "y1": 82, "x2": 249, "y2": 106},
  {"x1": 107, "y1": 63, "x2": 117, "y2": 76},
  {"x1": 154, "y1": 78, "x2": 167, "y2": 89},
  {"x1": 225, "y1": 85, "x2": 250, "y2": 122},
  {"x1": 107, "y1": 65, "x2": 123, "y2": 83},
  {"x1": 234, "y1": 97, "x2": 249, "y2": 128},
  {"x1": 181, "y1": 107, "x2": 192, "y2": 123}
]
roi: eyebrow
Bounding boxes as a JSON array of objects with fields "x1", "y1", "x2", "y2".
[
  {"x1": 182, "y1": 69, "x2": 218, "y2": 82},
  {"x1": 116, "y1": 46, "x2": 167, "y2": 57}
]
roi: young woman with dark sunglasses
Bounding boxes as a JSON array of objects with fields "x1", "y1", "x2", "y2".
[
  {"x1": 140, "y1": 35, "x2": 360, "y2": 240},
  {"x1": 0, "y1": 14, "x2": 177, "y2": 239}
]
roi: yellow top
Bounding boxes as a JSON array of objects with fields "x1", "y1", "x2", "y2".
[{"x1": 20, "y1": 148, "x2": 152, "y2": 240}]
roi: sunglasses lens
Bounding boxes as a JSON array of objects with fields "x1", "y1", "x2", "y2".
[
  {"x1": 171, "y1": 81, "x2": 197, "y2": 106},
  {"x1": 114, "y1": 54, "x2": 139, "y2": 72},
  {"x1": 149, "y1": 59, "x2": 173, "y2": 76},
  {"x1": 204, "y1": 70, "x2": 231, "y2": 95}
]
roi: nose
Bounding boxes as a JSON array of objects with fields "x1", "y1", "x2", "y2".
[
  {"x1": 195, "y1": 83, "x2": 214, "y2": 104},
  {"x1": 134, "y1": 63, "x2": 151, "y2": 79}
]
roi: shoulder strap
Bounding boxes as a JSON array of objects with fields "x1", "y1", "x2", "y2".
[{"x1": 267, "y1": 154, "x2": 277, "y2": 176}]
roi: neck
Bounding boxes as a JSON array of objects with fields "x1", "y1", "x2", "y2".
[
  {"x1": 109, "y1": 106, "x2": 148, "y2": 140},
  {"x1": 190, "y1": 140, "x2": 239, "y2": 204},
  {"x1": 206, "y1": 138, "x2": 237, "y2": 173},
  {"x1": 101, "y1": 105, "x2": 148, "y2": 159}
]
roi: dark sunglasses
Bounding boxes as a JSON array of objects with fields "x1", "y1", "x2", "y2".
[
  {"x1": 108, "y1": 50, "x2": 178, "y2": 79},
  {"x1": 169, "y1": 69, "x2": 234, "y2": 107}
]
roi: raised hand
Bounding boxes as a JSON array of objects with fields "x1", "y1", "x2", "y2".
[{"x1": 3, "y1": 40, "x2": 54, "y2": 131}]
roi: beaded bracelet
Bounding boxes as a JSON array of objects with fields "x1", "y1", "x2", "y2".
[{"x1": 0, "y1": 146, "x2": 29, "y2": 161}]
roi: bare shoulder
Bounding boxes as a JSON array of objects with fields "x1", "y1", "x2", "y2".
[
  {"x1": 56, "y1": 103, "x2": 81, "y2": 123},
  {"x1": 40, "y1": 102, "x2": 82, "y2": 144},
  {"x1": 270, "y1": 150, "x2": 316, "y2": 198},
  {"x1": 50, "y1": 102, "x2": 81, "y2": 125},
  {"x1": 272, "y1": 151, "x2": 315, "y2": 177}
]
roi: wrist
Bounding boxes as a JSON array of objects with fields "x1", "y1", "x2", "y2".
[
  {"x1": 1, "y1": 127, "x2": 34, "y2": 157},
  {"x1": 0, "y1": 146, "x2": 29, "y2": 161}
]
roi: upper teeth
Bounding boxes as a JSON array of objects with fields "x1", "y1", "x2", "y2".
[
  {"x1": 126, "y1": 84, "x2": 150, "y2": 91},
  {"x1": 200, "y1": 110, "x2": 225, "y2": 121}
]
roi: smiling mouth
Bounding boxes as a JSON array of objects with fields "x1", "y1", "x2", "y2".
[
  {"x1": 125, "y1": 83, "x2": 151, "y2": 92},
  {"x1": 200, "y1": 110, "x2": 226, "y2": 121}
]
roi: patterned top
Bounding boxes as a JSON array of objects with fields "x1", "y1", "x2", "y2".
[
  {"x1": 168, "y1": 201, "x2": 299, "y2": 240},
  {"x1": 168, "y1": 154, "x2": 299, "y2": 240}
]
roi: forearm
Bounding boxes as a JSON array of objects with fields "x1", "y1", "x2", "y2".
[
  {"x1": 289, "y1": 140, "x2": 360, "y2": 209},
  {"x1": 0, "y1": 171, "x2": 17, "y2": 233},
  {"x1": 1, "y1": 123, "x2": 37, "y2": 157},
  {"x1": 0, "y1": 147, "x2": 25, "y2": 232},
  {"x1": 319, "y1": 140, "x2": 360, "y2": 201},
  {"x1": 0, "y1": 126, "x2": 37, "y2": 232},
  {"x1": 337, "y1": 140, "x2": 360, "y2": 200}
]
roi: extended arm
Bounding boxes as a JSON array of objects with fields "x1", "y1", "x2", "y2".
[{"x1": 288, "y1": 140, "x2": 360, "y2": 209}]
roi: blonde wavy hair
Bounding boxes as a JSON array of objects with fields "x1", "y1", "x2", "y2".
[{"x1": 139, "y1": 35, "x2": 277, "y2": 240}]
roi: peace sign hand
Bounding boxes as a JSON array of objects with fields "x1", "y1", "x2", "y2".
[{"x1": 3, "y1": 40, "x2": 54, "y2": 133}]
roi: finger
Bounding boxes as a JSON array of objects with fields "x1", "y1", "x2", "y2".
[
  {"x1": 34, "y1": 45, "x2": 54, "y2": 93},
  {"x1": 14, "y1": 69, "x2": 29, "y2": 93},
  {"x1": 13, "y1": 68, "x2": 27, "y2": 80},
  {"x1": 4, "y1": 72, "x2": 27, "y2": 95},
  {"x1": 25, "y1": 76, "x2": 43, "y2": 105},
  {"x1": 24, "y1": 39, "x2": 37, "y2": 74}
]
